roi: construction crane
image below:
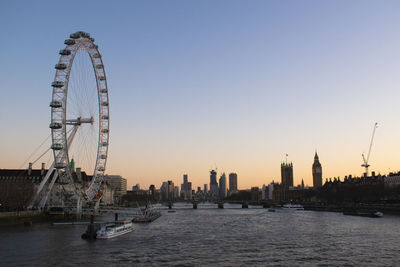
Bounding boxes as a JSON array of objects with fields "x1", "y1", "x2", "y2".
[{"x1": 361, "y1": 122, "x2": 378, "y2": 176}]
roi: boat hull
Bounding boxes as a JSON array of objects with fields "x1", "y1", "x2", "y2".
[
  {"x1": 97, "y1": 227, "x2": 133, "y2": 239},
  {"x1": 343, "y1": 210, "x2": 383, "y2": 218}
]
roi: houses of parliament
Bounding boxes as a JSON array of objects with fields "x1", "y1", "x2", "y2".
[
  {"x1": 270, "y1": 152, "x2": 323, "y2": 202},
  {"x1": 280, "y1": 151, "x2": 323, "y2": 189},
  {"x1": 312, "y1": 151, "x2": 323, "y2": 188}
]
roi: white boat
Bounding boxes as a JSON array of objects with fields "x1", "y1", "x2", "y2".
[
  {"x1": 373, "y1": 211, "x2": 384, "y2": 217},
  {"x1": 96, "y1": 220, "x2": 133, "y2": 239},
  {"x1": 282, "y1": 203, "x2": 304, "y2": 210},
  {"x1": 343, "y1": 210, "x2": 383, "y2": 218}
]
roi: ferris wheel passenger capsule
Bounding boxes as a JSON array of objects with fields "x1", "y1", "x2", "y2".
[
  {"x1": 96, "y1": 64, "x2": 103, "y2": 69},
  {"x1": 102, "y1": 115, "x2": 109, "y2": 120},
  {"x1": 97, "y1": 167, "x2": 105, "y2": 171},
  {"x1": 93, "y1": 53, "x2": 101, "y2": 58},
  {"x1": 52, "y1": 81, "x2": 64, "y2": 88},
  {"x1": 100, "y1": 89, "x2": 108, "y2": 93},
  {"x1": 51, "y1": 143, "x2": 63, "y2": 150},
  {"x1": 49, "y1": 101, "x2": 62, "y2": 108},
  {"x1": 101, "y1": 101, "x2": 109, "y2": 106},
  {"x1": 100, "y1": 155, "x2": 107, "y2": 159},
  {"x1": 55, "y1": 63, "x2": 67, "y2": 70},
  {"x1": 59, "y1": 49, "x2": 71, "y2": 55},
  {"x1": 49, "y1": 122, "x2": 62, "y2": 129},
  {"x1": 64, "y1": 39, "x2": 75, "y2": 45},
  {"x1": 70, "y1": 32, "x2": 80, "y2": 39},
  {"x1": 101, "y1": 142, "x2": 108, "y2": 146}
]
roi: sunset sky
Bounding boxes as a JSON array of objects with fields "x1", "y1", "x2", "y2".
[{"x1": 1, "y1": 1, "x2": 400, "y2": 190}]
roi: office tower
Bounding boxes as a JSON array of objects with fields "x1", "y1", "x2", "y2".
[
  {"x1": 167, "y1": 181, "x2": 174, "y2": 200},
  {"x1": 229, "y1": 173, "x2": 238, "y2": 192},
  {"x1": 180, "y1": 174, "x2": 192, "y2": 200},
  {"x1": 173, "y1": 186, "x2": 180, "y2": 200},
  {"x1": 219, "y1": 173, "x2": 227, "y2": 199},
  {"x1": 210, "y1": 170, "x2": 218, "y2": 197}
]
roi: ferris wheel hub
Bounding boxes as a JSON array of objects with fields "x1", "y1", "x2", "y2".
[{"x1": 65, "y1": 117, "x2": 94, "y2": 125}]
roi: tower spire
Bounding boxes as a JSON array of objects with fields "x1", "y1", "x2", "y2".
[{"x1": 312, "y1": 151, "x2": 322, "y2": 188}]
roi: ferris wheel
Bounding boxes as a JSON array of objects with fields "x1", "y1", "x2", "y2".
[{"x1": 32, "y1": 31, "x2": 110, "y2": 209}]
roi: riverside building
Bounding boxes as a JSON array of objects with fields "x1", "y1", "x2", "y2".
[
  {"x1": 0, "y1": 162, "x2": 116, "y2": 210},
  {"x1": 281, "y1": 162, "x2": 294, "y2": 189},
  {"x1": 104, "y1": 175, "x2": 127, "y2": 204},
  {"x1": 219, "y1": 173, "x2": 227, "y2": 199}
]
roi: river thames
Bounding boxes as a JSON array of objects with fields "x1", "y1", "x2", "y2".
[{"x1": 1, "y1": 203, "x2": 399, "y2": 266}]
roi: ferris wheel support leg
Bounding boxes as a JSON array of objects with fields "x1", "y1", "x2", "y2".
[
  {"x1": 28, "y1": 161, "x2": 56, "y2": 209},
  {"x1": 32, "y1": 126, "x2": 78, "y2": 210},
  {"x1": 94, "y1": 199, "x2": 100, "y2": 214},
  {"x1": 76, "y1": 197, "x2": 82, "y2": 219},
  {"x1": 38, "y1": 170, "x2": 59, "y2": 209}
]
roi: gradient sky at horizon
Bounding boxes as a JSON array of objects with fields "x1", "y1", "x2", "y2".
[{"x1": 1, "y1": 0, "x2": 400, "y2": 190}]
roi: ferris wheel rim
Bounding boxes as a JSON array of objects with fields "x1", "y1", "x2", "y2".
[{"x1": 49, "y1": 31, "x2": 109, "y2": 201}]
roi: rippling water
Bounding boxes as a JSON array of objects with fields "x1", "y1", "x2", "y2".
[{"x1": 1, "y1": 203, "x2": 399, "y2": 266}]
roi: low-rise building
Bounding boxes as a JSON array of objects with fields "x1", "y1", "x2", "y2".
[
  {"x1": 100, "y1": 182, "x2": 114, "y2": 205},
  {"x1": 251, "y1": 187, "x2": 261, "y2": 201},
  {"x1": 384, "y1": 172, "x2": 400, "y2": 188},
  {"x1": 103, "y1": 175, "x2": 127, "y2": 204}
]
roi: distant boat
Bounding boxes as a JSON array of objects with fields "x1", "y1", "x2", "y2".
[
  {"x1": 343, "y1": 210, "x2": 383, "y2": 218},
  {"x1": 282, "y1": 203, "x2": 304, "y2": 210},
  {"x1": 268, "y1": 208, "x2": 276, "y2": 212},
  {"x1": 132, "y1": 205, "x2": 161, "y2": 223}
]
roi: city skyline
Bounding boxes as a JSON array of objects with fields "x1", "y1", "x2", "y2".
[{"x1": 1, "y1": 1, "x2": 400, "y2": 189}]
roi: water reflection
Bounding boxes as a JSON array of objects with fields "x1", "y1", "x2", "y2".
[{"x1": 0, "y1": 204, "x2": 399, "y2": 266}]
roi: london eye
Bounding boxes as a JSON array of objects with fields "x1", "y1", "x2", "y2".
[{"x1": 32, "y1": 31, "x2": 110, "y2": 209}]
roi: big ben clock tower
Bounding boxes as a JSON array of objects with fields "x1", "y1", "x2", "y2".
[{"x1": 312, "y1": 151, "x2": 322, "y2": 188}]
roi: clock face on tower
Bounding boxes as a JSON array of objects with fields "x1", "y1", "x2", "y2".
[{"x1": 316, "y1": 167, "x2": 321, "y2": 173}]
